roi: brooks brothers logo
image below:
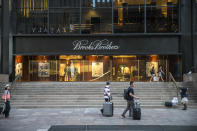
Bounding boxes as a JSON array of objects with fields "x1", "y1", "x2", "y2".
[{"x1": 73, "y1": 39, "x2": 120, "y2": 50}]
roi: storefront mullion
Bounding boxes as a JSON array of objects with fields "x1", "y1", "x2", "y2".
[
  {"x1": 144, "y1": 0, "x2": 146, "y2": 33},
  {"x1": 0, "y1": 0, "x2": 1, "y2": 67}
]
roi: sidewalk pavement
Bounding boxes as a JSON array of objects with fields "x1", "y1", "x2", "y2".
[{"x1": 0, "y1": 108, "x2": 197, "y2": 131}]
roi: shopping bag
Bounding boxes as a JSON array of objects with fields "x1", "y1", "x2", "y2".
[
  {"x1": 181, "y1": 97, "x2": 188, "y2": 104},
  {"x1": 153, "y1": 76, "x2": 159, "y2": 82},
  {"x1": 171, "y1": 97, "x2": 178, "y2": 106},
  {"x1": 1, "y1": 93, "x2": 10, "y2": 100}
]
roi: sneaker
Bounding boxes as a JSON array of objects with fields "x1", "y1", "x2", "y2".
[{"x1": 121, "y1": 114, "x2": 125, "y2": 119}]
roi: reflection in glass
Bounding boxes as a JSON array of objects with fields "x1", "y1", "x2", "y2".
[
  {"x1": 114, "y1": 7, "x2": 144, "y2": 33},
  {"x1": 12, "y1": 0, "x2": 180, "y2": 34},
  {"x1": 16, "y1": 10, "x2": 48, "y2": 34},
  {"x1": 114, "y1": 0, "x2": 145, "y2": 7},
  {"x1": 15, "y1": 0, "x2": 48, "y2": 34},
  {"x1": 113, "y1": 0, "x2": 144, "y2": 33},
  {"x1": 81, "y1": 8, "x2": 112, "y2": 34},
  {"x1": 146, "y1": 5, "x2": 179, "y2": 32},
  {"x1": 49, "y1": 9, "x2": 80, "y2": 34},
  {"x1": 82, "y1": 0, "x2": 112, "y2": 7},
  {"x1": 146, "y1": 0, "x2": 179, "y2": 6},
  {"x1": 49, "y1": 0, "x2": 80, "y2": 8}
]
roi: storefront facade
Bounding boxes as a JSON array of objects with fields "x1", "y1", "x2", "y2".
[
  {"x1": 1, "y1": 0, "x2": 195, "y2": 82},
  {"x1": 14, "y1": 35, "x2": 182, "y2": 82}
]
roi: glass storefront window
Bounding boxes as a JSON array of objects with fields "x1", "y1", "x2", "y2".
[
  {"x1": 81, "y1": 8, "x2": 112, "y2": 34},
  {"x1": 26, "y1": 55, "x2": 112, "y2": 81},
  {"x1": 16, "y1": 10, "x2": 48, "y2": 34},
  {"x1": 49, "y1": 0, "x2": 80, "y2": 8},
  {"x1": 114, "y1": 0, "x2": 145, "y2": 7},
  {"x1": 15, "y1": 55, "x2": 182, "y2": 82},
  {"x1": 146, "y1": 0, "x2": 179, "y2": 6},
  {"x1": 82, "y1": 0, "x2": 112, "y2": 8},
  {"x1": 113, "y1": 0, "x2": 144, "y2": 33},
  {"x1": 12, "y1": 0, "x2": 180, "y2": 34},
  {"x1": 59, "y1": 60, "x2": 82, "y2": 81},
  {"x1": 29, "y1": 60, "x2": 58, "y2": 81},
  {"x1": 138, "y1": 55, "x2": 168, "y2": 81},
  {"x1": 15, "y1": 0, "x2": 48, "y2": 34},
  {"x1": 112, "y1": 56, "x2": 138, "y2": 81},
  {"x1": 146, "y1": 0, "x2": 179, "y2": 33},
  {"x1": 114, "y1": 7, "x2": 144, "y2": 33},
  {"x1": 83, "y1": 56, "x2": 112, "y2": 81},
  {"x1": 49, "y1": 8, "x2": 80, "y2": 34}
]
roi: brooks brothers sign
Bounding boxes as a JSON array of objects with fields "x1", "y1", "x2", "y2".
[{"x1": 73, "y1": 39, "x2": 120, "y2": 50}]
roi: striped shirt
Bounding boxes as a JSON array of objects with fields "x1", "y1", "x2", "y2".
[{"x1": 104, "y1": 86, "x2": 110, "y2": 99}]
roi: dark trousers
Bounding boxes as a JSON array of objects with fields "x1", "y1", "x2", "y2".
[
  {"x1": 122, "y1": 100, "x2": 134, "y2": 117},
  {"x1": 3, "y1": 101, "x2": 11, "y2": 118}
]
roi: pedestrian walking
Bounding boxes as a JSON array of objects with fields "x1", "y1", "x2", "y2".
[
  {"x1": 180, "y1": 87, "x2": 188, "y2": 110},
  {"x1": 121, "y1": 81, "x2": 139, "y2": 118},
  {"x1": 150, "y1": 66, "x2": 156, "y2": 82},
  {"x1": 158, "y1": 65, "x2": 165, "y2": 82},
  {"x1": 1, "y1": 84, "x2": 11, "y2": 118}
]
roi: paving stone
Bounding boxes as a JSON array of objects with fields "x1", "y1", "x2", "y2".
[{"x1": 0, "y1": 108, "x2": 197, "y2": 131}]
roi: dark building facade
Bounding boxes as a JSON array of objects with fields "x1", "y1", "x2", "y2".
[{"x1": 0, "y1": 0, "x2": 196, "y2": 82}]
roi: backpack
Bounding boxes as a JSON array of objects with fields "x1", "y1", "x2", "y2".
[{"x1": 124, "y1": 88, "x2": 130, "y2": 100}]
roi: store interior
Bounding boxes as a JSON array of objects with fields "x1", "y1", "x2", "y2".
[{"x1": 15, "y1": 55, "x2": 182, "y2": 82}]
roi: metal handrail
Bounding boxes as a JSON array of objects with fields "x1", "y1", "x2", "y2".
[
  {"x1": 89, "y1": 71, "x2": 111, "y2": 81},
  {"x1": 10, "y1": 75, "x2": 21, "y2": 90},
  {"x1": 0, "y1": 82, "x2": 8, "y2": 93},
  {"x1": 169, "y1": 72, "x2": 179, "y2": 98}
]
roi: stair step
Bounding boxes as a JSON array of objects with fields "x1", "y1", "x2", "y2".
[
  {"x1": 8, "y1": 82, "x2": 197, "y2": 109},
  {"x1": 11, "y1": 105, "x2": 169, "y2": 108}
]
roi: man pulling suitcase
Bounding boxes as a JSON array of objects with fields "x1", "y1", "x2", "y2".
[{"x1": 122, "y1": 81, "x2": 139, "y2": 119}]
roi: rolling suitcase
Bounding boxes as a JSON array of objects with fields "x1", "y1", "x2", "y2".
[
  {"x1": 103, "y1": 102, "x2": 113, "y2": 117},
  {"x1": 133, "y1": 99, "x2": 141, "y2": 120}
]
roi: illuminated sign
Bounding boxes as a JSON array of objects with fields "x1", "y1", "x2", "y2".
[{"x1": 73, "y1": 39, "x2": 120, "y2": 50}]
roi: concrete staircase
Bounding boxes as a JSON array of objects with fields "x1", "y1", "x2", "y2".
[{"x1": 6, "y1": 82, "x2": 197, "y2": 109}]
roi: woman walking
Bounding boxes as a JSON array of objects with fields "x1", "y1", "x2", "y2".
[
  {"x1": 1, "y1": 84, "x2": 11, "y2": 118},
  {"x1": 180, "y1": 87, "x2": 188, "y2": 110},
  {"x1": 158, "y1": 65, "x2": 165, "y2": 82}
]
